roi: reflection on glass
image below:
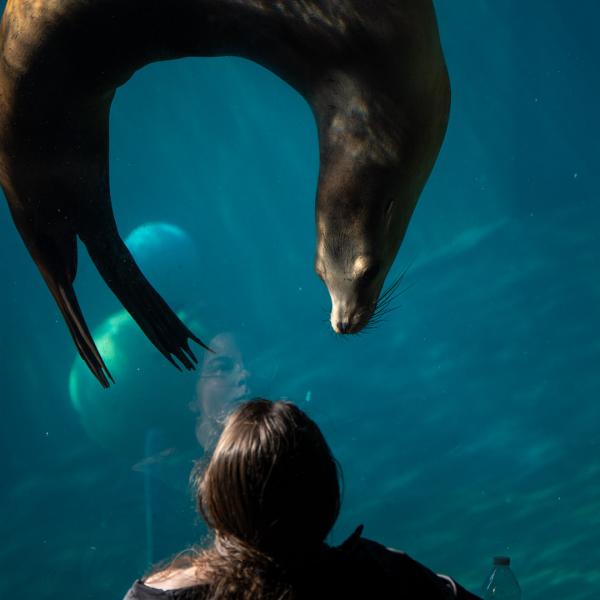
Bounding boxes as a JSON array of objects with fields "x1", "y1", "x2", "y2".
[{"x1": 191, "y1": 332, "x2": 253, "y2": 452}]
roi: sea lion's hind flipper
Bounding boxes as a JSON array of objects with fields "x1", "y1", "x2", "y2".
[
  {"x1": 51, "y1": 281, "x2": 114, "y2": 388},
  {"x1": 83, "y1": 234, "x2": 209, "y2": 370},
  {"x1": 11, "y1": 218, "x2": 113, "y2": 387}
]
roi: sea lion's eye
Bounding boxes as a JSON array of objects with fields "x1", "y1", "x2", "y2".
[{"x1": 361, "y1": 263, "x2": 380, "y2": 282}]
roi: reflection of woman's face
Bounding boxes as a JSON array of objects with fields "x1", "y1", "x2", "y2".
[{"x1": 193, "y1": 332, "x2": 251, "y2": 448}]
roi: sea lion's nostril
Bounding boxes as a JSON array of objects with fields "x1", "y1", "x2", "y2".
[{"x1": 337, "y1": 321, "x2": 351, "y2": 333}]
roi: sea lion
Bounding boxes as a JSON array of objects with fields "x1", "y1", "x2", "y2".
[{"x1": 0, "y1": 0, "x2": 450, "y2": 387}]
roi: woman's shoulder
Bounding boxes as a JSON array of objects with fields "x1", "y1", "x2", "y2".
[
  {"x1": 122, "y1": 567, "x2": 209, "y2": 600},
  {"x1": 323, "y1": 536, "x2": 457, "y2": 599},
  {"x1": 340, "y1": 537, "x2": 481, "y2": 600},
  {"x1": 145, "y1": 566, "x2": 202, "y2": 590}
]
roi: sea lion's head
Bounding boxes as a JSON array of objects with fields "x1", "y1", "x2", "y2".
[
  {"x1": 315, "y1": 159, "x2": 414, "y2": 335},
  {"x1": 313, "y1": 71, "x2": 450, "y2": 334}
]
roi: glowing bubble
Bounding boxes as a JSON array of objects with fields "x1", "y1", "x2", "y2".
[
  {"x1": 69, "y1": 308, "x2": 208, "y2": 461},
  {"x1": 124, "y1": 222, "x2": 200, "y2": 308}
]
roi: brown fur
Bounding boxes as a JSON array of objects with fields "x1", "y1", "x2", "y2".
[{"x1": 0, "y1": 0, "x2": 450, "y2": 384}]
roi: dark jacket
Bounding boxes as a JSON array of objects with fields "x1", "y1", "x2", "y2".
[{"x1": 123, "y1": 536, "x2": 481, "y2": 600}]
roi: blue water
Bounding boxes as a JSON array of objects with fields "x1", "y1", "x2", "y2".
[{"x1": 1, "y1": 2, "x2": 598, "y2": 598}]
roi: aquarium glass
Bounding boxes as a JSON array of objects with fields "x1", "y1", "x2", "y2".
[{"x1": 0, "y1": 2, "x2": 598, "y2": 598}]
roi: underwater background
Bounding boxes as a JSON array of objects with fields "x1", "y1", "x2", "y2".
[{"x1": 0, "y1": 1, "x2": 598, "y2": 598}]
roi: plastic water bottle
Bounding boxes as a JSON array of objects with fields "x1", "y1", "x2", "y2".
[{"x1": 482, "y1": 556, "x2": 521, "y2": 599}]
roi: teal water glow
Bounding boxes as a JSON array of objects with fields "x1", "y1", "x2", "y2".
[{"x1": 0, "y1": 2, "x2": 598, "y2": 598}]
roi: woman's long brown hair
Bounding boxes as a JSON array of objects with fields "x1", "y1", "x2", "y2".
[{"x1": 160, "y1": 398, "x2": 341, "y2": 599}]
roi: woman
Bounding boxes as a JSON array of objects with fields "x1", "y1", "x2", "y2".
[
  {"x1": 141, "y1": 330, "x2": 254, "y2": 563},
  {"x1": 191, "y1": 331, "x2": 253, "y2": 451},
  {"x1": 124, "y1": 399, "x2": 481, "y2": 599}
]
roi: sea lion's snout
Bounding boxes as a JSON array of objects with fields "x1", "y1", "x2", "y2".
[
  {"x1": 331, "y1": 302, "x2": 372, "y2": 334},
  {"x1": 318, "y1": 255, "x2": 384, "y2": 335}
]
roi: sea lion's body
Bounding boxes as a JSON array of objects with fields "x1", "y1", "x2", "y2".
[{"x1": 0, "y1": 1, "x2": 450, "y2": 386}]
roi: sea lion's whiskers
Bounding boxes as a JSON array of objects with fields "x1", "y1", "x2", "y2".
[
  {"x1": 373, "y1": 262, "x2": 415, "y2": 316},
  {"x1": 372, "y1": 281, "x2": 416, "y2": 323},
  {"x1": 377, "y1": 267, "x2": 409, "y2": 303},
  {"x1": 374, "y1": 277, "x2": 403, "y2": 312},
  {"x1": 373, "y1": 285, "x2": 414, "y2": 319}
]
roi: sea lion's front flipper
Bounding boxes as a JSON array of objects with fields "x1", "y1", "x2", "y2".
[{"x1": 82, "y1": 229, "x2": 209, "y2": 371}]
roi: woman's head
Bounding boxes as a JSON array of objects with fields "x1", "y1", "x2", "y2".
[
  {"x1": 192, "y1": 331, "x2": 252, "y2": 449},
  {"x1": 197, "y1": 399, "x2": 341, "y2": 564}
]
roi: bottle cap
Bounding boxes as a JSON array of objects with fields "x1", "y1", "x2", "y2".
[{"x1": 493, "y1": 556, "x2": 511, "y2": 566}]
